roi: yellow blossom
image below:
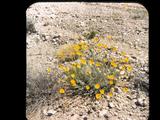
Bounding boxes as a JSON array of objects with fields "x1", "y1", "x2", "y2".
[
  {"x1": 76, "y1": 51, "x2": 83, "y2": 56},
  {"x1": 103, "y1": 58, "x2": 108, "y2": 63},
  {"x1": 71, "y1": 74, "x2": 76, "y2": 78},
  {"x1": 107, "y1": 35, "x2": 112, "y2": 39},
  {"x1": 95, "y1": 93, "x2": 102, "y2": 100},
  {"x1": 76, "y1": 63, "x2": 81, "y2": 68},
  {"x1": 92, "y1": 37, "x2": 99, "y2": 43},
  {"x1": 85, "y1": 85, "x2": 90, "y2": 90},
  {"x1": 80, "y1": 58, "x2": 86, "y2": 65},
  {"x1": 95, "y1": 83, "x2": 100, "y2": 89},
  {"x1": 95, "y1": 62, "x2": 101, "y2": 67},
  {"x1": 108, "y1": 80, "x2": 114, "y2": 85},
  {"x1": 108, "y1": 92, "x2": 113, "y2": 97},
  {"x1": 121, "y1": 57, "x2": 129, "y2": 63},
  {"x1": 89, "y1": 59, "x2": 94, "y2": 65},
  {"x1": 122, "y1": 87, "x2": 129, "y2": 92},
  {"x1": 73, "y1": 44, "x2": 81, "y2": 51},
  {"x1": 80, "y1": 43, "x2": 88, "y2": 50},
  {"x1": 126, "y1": 65, "x2": 132, "y2": 72},
  {"x1": 59, "y1": 88, "x2": 65, "y2": 94},
  {"x1": 103, "y1": 44, "x2": 108, "y2": 48},
  {"x1": 111, "y1": 61, "x2": 117, "y2": 68},
  {"x1": 107, "y1": 75, "x2": 115, "y2": 80},
  {"x1": 63, "y1": 66, "x2": 70, "y2": 72},
  {"x1": 71, "y1": 62, "x2": 77, "y2": 66},
  {"x1": 47, "y1": 68, "x2": 51, "y2": 73},
  {"x1": 119, "y1": 65, "x2": 125, "y2": 71},
  {"x1": 96, "y1": 43, "x2": 103, "y2": 48},
  {"x1": 100, "y1": 89, "x2": 105, "y2": 94},
  {"x1": 70, "y1": 79, "x2": 76, "y2": 86},
  {"x1": 111, "y1": 47, "x2": 117, "y2": 52},
  {"x1": 96, "y1": 43, "x2": 107, "y2": 49},
  {"x1": 120, "y1": 51, "x2": 126, "y2": 56},
  {"x1": 110, "y1": 87, "x2": 115, "y2": 92}
]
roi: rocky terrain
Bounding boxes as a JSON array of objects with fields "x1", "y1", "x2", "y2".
[{"x1": 26, "y1": 2, "x2": 149, "y2": 120}]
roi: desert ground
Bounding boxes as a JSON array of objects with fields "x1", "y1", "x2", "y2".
[{"x1": 26, "y1": 2, "x2": 149, "y2": 120}]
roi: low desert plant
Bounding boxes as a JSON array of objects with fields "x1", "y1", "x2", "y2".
[{"x1": 49, "y1": 34, "x2": 133, "y2": 100}]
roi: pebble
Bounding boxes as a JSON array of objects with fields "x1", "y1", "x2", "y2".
[
  {"x1": 126, "y1": 95, "x2": 132, "y2": 100},
  {"x1": 45, "y1": 35, "x2": 50, "y2": 40},
  {"x1": 99, "y1": 109, "x2": 108, "y2": 117},
  {"x1": 43, "y1": 109, "x2": 57, "y2": 116},
  {"x1": 71, "y1": 114, "x2": 79, "y2": 120},
  {"x1": 143, "y1": 100, "x2": 147, "y2": 107},
  {"x1": 132, "y1": 104, "x2": 137, "y2": 109},
  {"x1": 120, "y1": 71, "x2": 125, "y2": 75},
  {"x1": 108, "y1": 102, "x2": 114, "y2": 108},
  {"x1": 83, "y1": 116, "x2": 88, "y2": 120},
  {"x1": 136, "y1": 98, "x2": 145, "y2": 107},
  {"x1": 115, "y1": 87, "x2": 122, "y2": 93}
]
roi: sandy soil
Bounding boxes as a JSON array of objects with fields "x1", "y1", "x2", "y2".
[{"x1": 26, "y1": 2, "x2": 149, "y2": 120}]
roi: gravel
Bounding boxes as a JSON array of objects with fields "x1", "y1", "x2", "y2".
[{"x1": 26, "y1": 2, "x2": 149, "y2": 120}]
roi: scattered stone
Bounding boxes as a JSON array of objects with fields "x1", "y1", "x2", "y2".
[
  {"x1": 115, "y1": 87, "x2": 122, "y2": 93},
  {"x1": 71, "y1": 114, "x2": 74, "y2": 116},
  {"x1": 108, "y1": 102, "x2": 114, "y2": 108},
  {"x1": 120, "y1": 71, "x2": 125, "y2": 75},
  {"x1": 99, "y1": 109, "x2": 108, "y2": 117},
  {"x1": 104, "y1": 114, "x2": 109, "y2": 119},
  {"x1": 87, "y1": 110, "x2": 92, "y2": 114},
  {"x1": 143, "y1": 100, "x2": 147, "y2": 107},
  {"x1": 53, "y1": 35, "x2": 61, "y2": 39},
  {"x1": 79, "y1": 112, "x2": 83, "y2": 116},
  {"x1": 71, "y1": 114, "x2": 79, "y2": 120},
  {"x1": 132, "y1": 104, "x2": 137, "y2": 109},
  {"x1": 45, "y1": 35, "x2": 50, "y2": 40},
  {"x1": 43, "y1": 109, "x2": 57, "y2": 116},
  {"x1": 83, "y1": 116, "x2": 88, "y2": 120},
  {"x1": 126, "y1": 95, "x2": 132, "y2": 100},
  {"x1": 136, "y1": 98, "x2": 145, "y2": 107}
]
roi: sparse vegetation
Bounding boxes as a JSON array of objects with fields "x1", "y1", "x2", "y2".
[{"x1": 48, "y1": 33, "x2": 133, "y2": 100}]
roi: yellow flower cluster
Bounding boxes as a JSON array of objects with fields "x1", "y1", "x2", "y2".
[
  {"x1": 111, "y1": 61, "x2": 117, "y2": 68},
  {"x1": 55, "y1": 33, "x2": 133, "y2": 100},
  {"x1": 70, "y1": 79, "x2": 77, "y2": 87},
  {"x1": 95, "y1": 83, "x2": 100, "y2": 89},
  {"x1": 59, "y1": 88, "x2": 65, "y2": 94}
]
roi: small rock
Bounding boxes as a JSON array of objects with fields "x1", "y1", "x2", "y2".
[
  {"x1": 45, "y1": 35, "x2": 50, "y2": 40},
  {"x1": 126, "y1": 95, "x2": 132, "y2": 100},
  {"x1": 92, "y1": 106, "x2": 96, "y2": 111},
  {"x1": 114, "y1": 112, "x2": 118, "y2": 116},
  {"x1": 104, "y1": 114, "x2": 109, "y2": 119},
  {"x1": 87, "y1": 110, "x2": 92, "y2": 114},
  {"x1": 136, "y1": 98, "x2": 145, "y2": 107},
  {"x1": 115, "y1": 87, "x2": 122, "y2": 93},
  {"x1": 71, "y1": 114, "x2": 79, "y2": 120},
  {"x1": 120, "y1": 71, "x2": 125, "y2": 75},
  {"x1": 83, "y1": 116, "x2": 88, "y2": 120},
  {"x1": 99, "y1": 109, "x2": 107, "y2": 117},
  {"x1": 108, "y1": 102, "x2": 114, "y2": 108},
  {"x1": 143, "y1": 100, "x2": 147, "y2": 107},
  {"x1": 43, "y1": 109, "x2": 56, "y2": 116},
  {"x1": 79, "y1": 112, "x2": 83, "y2": 116},
  {"x1": 132, "y1": 104, "x2": 137, "y2": 109}
]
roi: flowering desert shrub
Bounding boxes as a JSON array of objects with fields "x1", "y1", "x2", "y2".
[{"x1": 48, "y1": 34, "x2": 133, "y2": 100}]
